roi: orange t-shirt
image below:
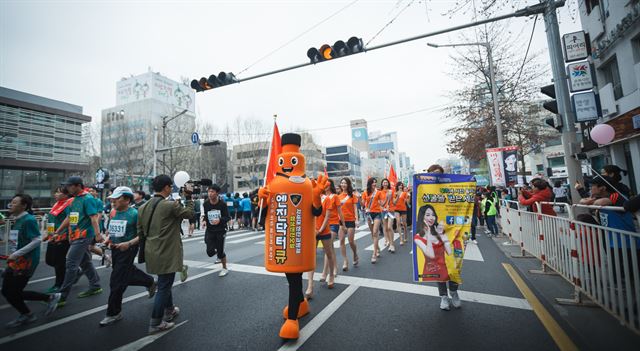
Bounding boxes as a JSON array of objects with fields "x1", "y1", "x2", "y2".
[
  {"x1": 316, "y1": 195, "x2": 335, "y2": 234},
  {"x1": 328, "y1": 194, "x2": 341, "y2": 225},
  {"x1": 370, "y1": 190, "x2": 385, "y2": 213},
  {"x1": 395, "y1": 191, "x2": 408, "y2": 211},
  {"x1": 339, "y1": 193, "x2": 358, "y2": 222}
]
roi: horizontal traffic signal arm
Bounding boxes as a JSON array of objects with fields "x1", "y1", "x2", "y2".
[{"x1": 190, "y1": 1, "x2": 561, "y2": 93}]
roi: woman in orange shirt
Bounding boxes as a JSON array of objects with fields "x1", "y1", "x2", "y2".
[
  {"x1": 365, "y1": 178, "x2": 384, "y2": 263},
  {"x1": 306, "y1": 179, "x2": 338, "y2": 297},
  {"x1": 338, "y1": 177, "x2": 359, "y2": 271},
  {"x1": 379, "y1": 178, "x2": 395, "y2": 253},
  {"x1": 393, "y1": 182, "x2": 409, "y2": 245},
  {"x1": 321, "y1": 179, "x2": 343, "y2": 283}
]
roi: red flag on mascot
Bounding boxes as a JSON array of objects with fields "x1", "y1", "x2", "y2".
[
  {"x1": 388, "y1": 164, "x2": 398, "y2": 189},
  {"x1": 264, "y1": 122, "x2": 282, "y2": 186}
]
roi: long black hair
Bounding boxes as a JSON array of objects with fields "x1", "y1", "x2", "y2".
[
  {"x1": 327, "y1": 179, "x2": 337, "y2": 194},
  {"x1": 395, "y1": 182, "x2": 404, "y2": 192},
  {"x1": 366, "y1": 178, "x2": 377, "y2": 195},
  {"x1": 341, "y1": 177, "x2": 354, "y2": 197},
  {"x1": 416, "y1": 204, "x2": 441, "y2": 241},
  {"x1": 379, "y1": 178, "x2": 390, "y2": 190}
]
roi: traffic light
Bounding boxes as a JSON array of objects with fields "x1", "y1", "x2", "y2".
[
  {"x1": 307, "y1": 36, "x2": 364, "y2": 64},
  {"x1": 190, "y1": 72, "x2": 238, "y2": 92},
  {"x1": 541, "y1": 83, "x2": 562, "y2": 132},
  {"x1": 541, "y1": 84, "x2": 558, "y2": 114}
]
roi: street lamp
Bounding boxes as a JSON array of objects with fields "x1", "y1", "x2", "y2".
[
  {"x1": 160, "y1": 109, "x2": 188, "y2": 174},
  {"x1": 427, "y1": 41, "x2": 504, "y2": 148}
]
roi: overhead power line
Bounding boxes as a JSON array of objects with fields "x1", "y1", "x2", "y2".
[{"x1": 236, "y1": 0, "x2": 359, "y2": 77}]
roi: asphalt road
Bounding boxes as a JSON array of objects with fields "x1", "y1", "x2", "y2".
[{"x1": 0, "y1": 221, "x2": 631, "y2": 350}]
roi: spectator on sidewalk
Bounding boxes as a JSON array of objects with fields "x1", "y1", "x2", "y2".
[
  {"x1": 518, "y1": 178, "x2": 557, "y2": 216},
  {"x1": 133, "y1": 191, "x2": 147, "y2": 209},
  {"x1": 552, "y1": 180, "x2": 569, "y2": 213},
  {"x1": 482, "y1": 192, "x2": 499, "y2": 237}
]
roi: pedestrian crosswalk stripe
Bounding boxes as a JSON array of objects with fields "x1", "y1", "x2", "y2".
[
  {"x1": 364, "y1": 233, "x2": 400, "y2": 251},
  {"x1": 227, "y1": 233, "x2": 265, "y2": 244}
]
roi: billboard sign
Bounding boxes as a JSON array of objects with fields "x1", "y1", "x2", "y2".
[
  {"x1": 572, "y1": 91, "x2": 600, "y2": 122},
  {"x1": 562, "y1": 31, "x2": 589, "y2": 62},
  {"x1": 567, "y1": 61, "x2": 594, "y2": 92},
  {"x1": 117, "y1": 72, "x2": 195, "y2": 112},
  {"x1": 351, "y1": 127, "x2": 368, "y2": 142}
]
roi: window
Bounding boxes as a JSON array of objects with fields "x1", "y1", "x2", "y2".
[
  {"x1": 548, "y1": 156, "x2": 565, "y2": 168},
  {"x1": 632, "y1": 34, "x2": 640, "y2": 64},
  {"x1": 600, "y1": 57, "x2": 623, "y2": 100},
  {"x1": 623, "y1": 142, "x2": 637, "y2": 195},
  {"x1": 585, "y1": 0, "x2": 599, "y2": 15},
  {"x1": 536, "y1": 164, "x2": 544, "y2": 172}
]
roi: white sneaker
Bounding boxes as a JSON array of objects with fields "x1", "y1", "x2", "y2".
[
  {"x1": 450, "y1": 291, "x2": 462, "y2": 308},
  {"x1": 472, "y1": 240, "x2": 478, "y2": 244},
  {"x1": 219, "y1": 268, "x2": 229, "y2": 277},
  {"x1": 439, "y1": 296, "x2": 451, "y2": 311},
  {"x1": 99, "y1": 313, "x2": 123, "y2": 327},
  {"x1": 148, "y1": 321, "x2": 175, "y2": 334}
]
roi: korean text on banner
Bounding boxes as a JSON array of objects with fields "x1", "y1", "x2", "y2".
[
  {"x1": 486, "y1": 148, "x2": 505, "y2": 186},
  {"x1": 412, "y1": 173, "x2": 476, "y2": 284}
]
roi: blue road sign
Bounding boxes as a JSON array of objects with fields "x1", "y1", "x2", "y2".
[{"x1": 191, "y1": 132, "x2": 200, "y2": 145}]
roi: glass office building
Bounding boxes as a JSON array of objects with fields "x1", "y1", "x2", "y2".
[
  {"x1": 326, "y1": 145, "x2": 362, "y2": 189},
  {"x1": 0, "y1": 87, "x2": 91, "y2": 209}
]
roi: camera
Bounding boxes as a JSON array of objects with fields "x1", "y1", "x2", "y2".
[{"x1": 185, "y1": 178, "x2": 213, "y2": 195}]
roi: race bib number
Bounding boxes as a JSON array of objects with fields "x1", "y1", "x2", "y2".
[
  {"x1": 47, "y1": 223, "x2": 55, "y2": 234},
  {"x1": 108, "y1": 220, "x2": 127, "y2": 238},
  {"x1": 9, "y1": 230, "x2": 19, "y2": 253},
  {"x1": 208, "y1": 210, "x2": 221, "y2": 224},
  {"x1": 69, "y1": 212, "x2": 80, "y2": 226},
  {"x1": 226, "y1": 202, "x2": 233, "y2": 207}
]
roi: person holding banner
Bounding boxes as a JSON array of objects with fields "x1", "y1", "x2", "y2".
[{"x1": 414, "y1": 204, "x2": 463, "y2": 310}]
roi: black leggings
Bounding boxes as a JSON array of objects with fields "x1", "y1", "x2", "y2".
[
  {"x1": 205, "y1": 231, "x2": 226, "y2": 260},
  {"x1": 2, "y1": 272, "x2": 50, "y2": 315},
  {"x1": 46, "y1": 241, "x2": 69, "y2": 288},
  {"x1": 437, "y1": 281, "x2": 459, "y2": 296},
  {"x1": 285, "y1": 273, "x2": 304, "y2": 320}
]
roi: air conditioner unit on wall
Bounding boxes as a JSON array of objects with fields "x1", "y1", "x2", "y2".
[{"x1": 598, "y1": 83, "x2": 617, "y2": 117}]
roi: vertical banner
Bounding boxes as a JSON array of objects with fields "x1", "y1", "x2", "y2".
[
  {"x1": 486, "y1": 148, "x2": 505, "y2": 186},
  {"x1": 501, "y1": 146, "x2": 518, "y2": 186},
  {"x1": 412, "y1": 173, "x2": 476, "y2": 284}
]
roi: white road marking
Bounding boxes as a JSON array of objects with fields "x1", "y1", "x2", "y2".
[
  {"x1": 278, "y1": 285, "x2": 359, "y2": 351},
  {"x1": 364, "y1": 233, "x2": 400, "y2": 251},
  {"x1": 112, "y1": 320, "x2": 189, "y2": 351},
  {"x1": 227, "y1": 233, "x2": 265, "y2": 244},
  {"x1": 464, "y1": 242, "x2": 484, "y2": 262},
  {"x1": 0, "y1": 267, "x2": 220, "y2": 345},
  {"x1": 227, "y1": 263, "x2": 532, "y2": 311}
]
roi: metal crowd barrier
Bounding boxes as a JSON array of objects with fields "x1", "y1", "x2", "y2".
[{"x1": 499, "y1": 200, "x2": 640, "y2": 334}]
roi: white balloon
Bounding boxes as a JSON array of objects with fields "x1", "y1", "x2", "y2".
[{"x1": 174, "y1": 171, "x2": 190, "y2": 187}]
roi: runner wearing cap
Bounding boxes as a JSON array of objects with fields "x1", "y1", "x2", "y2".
[
  {"x1": 53, "y1": 176, "x2": 103, "y2": 307},
  {"x1": 100, "y1": 187, "x2": 156, "y2": 326}
]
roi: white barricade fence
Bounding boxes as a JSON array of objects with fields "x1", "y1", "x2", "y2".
[
  {"x1": 536, "y1": 202, "x2": 574, "y2": 277},
  {"x1": 571, "y1": 204, "x2": 640, "y2": 333}
]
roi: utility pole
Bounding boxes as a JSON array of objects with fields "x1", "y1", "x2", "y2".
[{"x1": 541, "y1": 0, "x2": 583, "y2": 201}]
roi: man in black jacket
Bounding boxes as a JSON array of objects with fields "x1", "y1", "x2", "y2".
[{"x1": 202, "y1": 184, "x2": 231, "y2": 277}]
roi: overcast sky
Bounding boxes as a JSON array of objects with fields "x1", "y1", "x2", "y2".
[{"x1": 0, "y1": 0, "x2": 581, "y2": 170}]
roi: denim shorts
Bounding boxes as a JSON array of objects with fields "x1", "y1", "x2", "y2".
[
  {"x1": 344, "y1": 221, "x2": 356, "y2": 228},
  {"x1": 316, "y1": 233, "x2": 332, "y2": 241},
  {"x1": 368, "y1": 212, "x2": 381, "y2": 221},
  {"x1": 329, "y1": 224, "x2": 340, "y2": 233}
]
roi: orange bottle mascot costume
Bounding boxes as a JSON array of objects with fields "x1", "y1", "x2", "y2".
[{"x1": 258, "y1": 133, "x2": 327, "y2": 340}]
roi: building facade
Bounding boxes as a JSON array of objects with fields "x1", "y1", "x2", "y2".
[
  {"x1": 101, "y1": 71, "x2": 196, "y2": 189},
  {"x1": 325, "y1": 144, "x2": 362, "y2": 189},
  {"x1": 578, "y1": 0, "x2": 640, "y2": 195},
  {"x1": 0, "y1": 87, "x2": 91, "y2": 208}
]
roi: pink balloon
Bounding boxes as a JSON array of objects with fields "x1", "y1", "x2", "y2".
[{"x1": 590, "y1": 124, "x2": 615, "y2": 144}]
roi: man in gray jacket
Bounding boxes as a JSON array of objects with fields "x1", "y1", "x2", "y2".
[{"x1": 137, "y1": 175, "x2": 194, "y2": 334}]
